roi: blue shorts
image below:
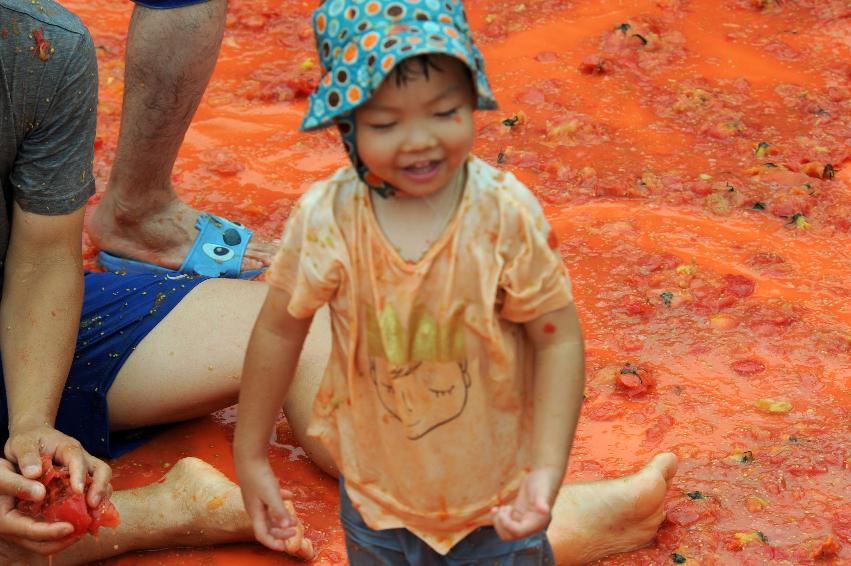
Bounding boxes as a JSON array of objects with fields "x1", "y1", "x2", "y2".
[
  {"x1": 132, "y1": 0, "x2": 211, "y2": 9},
  {"x1": 0, "y1": 271, "x2": 208, "y2": 459},
  {"x1": 339, "y1": 480, "x2": 555, "y2": 565}
]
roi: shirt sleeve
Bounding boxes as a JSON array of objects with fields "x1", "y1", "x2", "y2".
[
  {"x1": 266, "y1": 184, "x2": 344, "y2": 319},
  {"x1": 9, "y1": 31, "x2": 97, "y2": 215},
  {"x1": 498, "y1": 187, "x2": 574, "y2": 323}
]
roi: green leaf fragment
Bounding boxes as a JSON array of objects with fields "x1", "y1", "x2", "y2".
[
  {"x1": 739, "y1": 450, "x2": 754, "y2": 463},
  {"x1": 497, "y1": 151, "x2": 506, "y2": 164},
  {"x1": 686, "y1": 491, "x2": 705, "y2": 500},
  {"x1": 672, "y1": 553, "x2": 687, "y2": 564},
  {"x1": 620, "y1": 363, "x2": 640, "y2": 376},
  {"x1": 755, "y1": 141, "x2": 769, "y2": 157},
  {"x1": 502, "y1": 115, "x2": 520, "y2": 127},
  {"x1": 753, "y1": 202, "x2": 766, "y2": 210},
  {"x1": 660, "y1": 291, "x2": 674, "y2": 306},
  {"x1": 787, "y1": 213, "x2": 810, "y2": 229},
  {"x1": 617, "y1": 22, "x2": 631, "y2": 33},
  {"x1": 756, "y1": 531, "x2": 769, "y2": 543},
  {"x1": 764, "y1": 162, "x2": 778, "y2": 168}
]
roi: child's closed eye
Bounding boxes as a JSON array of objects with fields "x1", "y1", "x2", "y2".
[
  {"x1": 434, "y1": 107, "x2": 458, "y2": 118},
  {"x1": 368, "y1": 122, "x2": 396, "y2": 130}
]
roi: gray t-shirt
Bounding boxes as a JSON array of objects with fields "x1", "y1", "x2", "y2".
[{"x1": 0, "y1": 0, "x2": 97, "y2": 280}]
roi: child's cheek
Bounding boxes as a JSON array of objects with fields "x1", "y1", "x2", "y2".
[{"x1": 451, "y1": 114, "x2": 463, "y2": 124}]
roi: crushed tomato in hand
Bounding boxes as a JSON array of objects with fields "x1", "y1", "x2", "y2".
[{"x1": 16, "y1": 454, "x2": 120, "y2": 541}]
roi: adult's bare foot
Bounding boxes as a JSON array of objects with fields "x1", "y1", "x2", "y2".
[
  {"x1": 548, "y1": 452, "x2": 678, "y2": 565},
  {"x1": 154, "y1": 457, "x2": 313, "y2": 559},
  {"x1": 88, "y1": 0, "x2": 277, "y2": 276},
  {"x1": 89, "y1": 191, "x2": 278, "y2": 274}
]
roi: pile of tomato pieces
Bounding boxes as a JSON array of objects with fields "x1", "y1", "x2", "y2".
[{"x1": 16, "y1": 454, "x2": 119, "y2": 540}]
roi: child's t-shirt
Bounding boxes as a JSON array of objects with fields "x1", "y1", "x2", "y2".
[{"x1": 267, "y1": 155, "x2": 574, "y2": 554}]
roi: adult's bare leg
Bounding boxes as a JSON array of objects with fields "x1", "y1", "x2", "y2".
[
  {"x1": 0, "y1": 458, "x2": 310, "y2": 566},
  {"x1": 88, "y1": 0, "x2": 276, "y2": 272},
  {"x1": 106, "y1": 278, "x2": 334, "y2": 467}
]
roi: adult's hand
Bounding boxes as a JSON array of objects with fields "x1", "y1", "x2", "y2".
[
  {"x1": 0, "y1": 458, "x2": 74, "y2": 554},
  {"x1": 4, "y1": 425, "x2": 112, "y2": 506},
  {"x1": 1, "y1": 426, "x2": 112, "y2": 554}
]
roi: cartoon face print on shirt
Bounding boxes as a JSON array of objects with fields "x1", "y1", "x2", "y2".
[
  {"x1": 370, "y1": 358, "x2": 472, "y2": 440},
  {"x1": 366, "y1": 302, "x2": 470, "y2": 439}
]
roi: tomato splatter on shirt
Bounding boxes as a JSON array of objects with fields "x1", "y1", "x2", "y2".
[
  {"x1": 547, "y1": 230, "x2": 558, "y2": 249},
  {"x1": 32, "y1": 28, "x2": 53, "y2": 61}
]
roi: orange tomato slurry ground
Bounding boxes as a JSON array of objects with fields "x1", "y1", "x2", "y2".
[{"x1": 63, "y1": 0, "x2": 849, "y2": 564}]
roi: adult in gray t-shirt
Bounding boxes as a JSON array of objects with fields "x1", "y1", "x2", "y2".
[
  {"x1": 0, "y1": 0, "x2": 106, "y2": 553},
  {"x1": 0, "y1": 0, "x2": 96, "y2": 277}
]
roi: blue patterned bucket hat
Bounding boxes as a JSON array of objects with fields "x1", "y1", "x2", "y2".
[{"x1": 302, "y1": 0, "x2": 498, "y2": 195}]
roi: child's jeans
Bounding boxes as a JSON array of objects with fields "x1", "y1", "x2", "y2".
[{"x1": 339, "y1": 480, "x2": 555, "y2": 565}]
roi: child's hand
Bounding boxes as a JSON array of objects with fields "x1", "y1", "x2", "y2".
[
  {"x1": 491, "y1": 469, "x2": 560, "y2": 541},
  {"x1": 237, "y1": 460, "x2": 312, "y2": 557}
]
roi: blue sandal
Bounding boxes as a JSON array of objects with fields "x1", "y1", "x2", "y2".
[{"x1": 98, "y1": 213, "x2": 265, "y2": 279}]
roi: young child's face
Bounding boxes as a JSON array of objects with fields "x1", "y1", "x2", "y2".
[{"x1": 354, "y1": 55, "x2": 475, "y2": 198}]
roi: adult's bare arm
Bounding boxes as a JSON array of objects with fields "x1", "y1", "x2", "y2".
[{"x1": 0, "y1": 204, "x2": 111, "y2": 550}]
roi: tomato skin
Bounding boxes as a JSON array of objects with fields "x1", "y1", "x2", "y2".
[
  {"x1": 731, "y1": 358, "x2": 766, "y2": 376},
  {"x1": 644, "y1": 412, "x2": 675, "y2": 444},
  {"x1": 616, "y1": 365, "x2": 655, "y2": 397},
  {"x1": 90, "y1": 500, "x2": 121, "y2": 532},
  {"x1": 579, "y1": 55, "x2": 609, "y2": 75},
  {"x1": 624, "y1": 297, "x2": 655, "y2": 316},
  {"x1": 792, "y1": 535, "x2": 842, "y2": 561},
  {"x1": 723, "y1": 274, "x2": 755, "y2": 298},
  {"x1": 832, "y1": 510, "x2": 851, "y2": 544},
  {"x1": 665, "y1": 503, "x2": 701, "y2": 527}
]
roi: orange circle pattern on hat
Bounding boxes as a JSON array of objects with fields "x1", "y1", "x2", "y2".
[{"x1": 303, "y1": 0, "x2": 496, "y2": 133}]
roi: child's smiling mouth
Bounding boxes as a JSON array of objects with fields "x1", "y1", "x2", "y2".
[{"x1": 401, "y1": 160, "x2": 442, "y2": 182}]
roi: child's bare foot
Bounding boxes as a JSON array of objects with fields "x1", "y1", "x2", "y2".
[
  {"x1": 548, "y1": 452, "x2": 678, "y2": 565},
  {"x1": 89, "y1": 191, "x2": 277, "y2": 274}
]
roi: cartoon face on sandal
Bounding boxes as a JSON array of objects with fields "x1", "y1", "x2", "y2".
[{"x1": 370, "y1": 359, "x2": 471, "y2": 439}]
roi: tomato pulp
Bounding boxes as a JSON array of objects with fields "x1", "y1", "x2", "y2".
[{"x1": 17, "y1": 454, "x2": 120, "y2": 541}]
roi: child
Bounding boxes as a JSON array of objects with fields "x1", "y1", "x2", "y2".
[{"x1": 234, "y1": 1, "x2": 585, "y2": 562}]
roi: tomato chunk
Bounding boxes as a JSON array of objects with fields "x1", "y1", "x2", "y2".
[{"x1": 16, "y1": 454, "x2": 120, "y2": 541}]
